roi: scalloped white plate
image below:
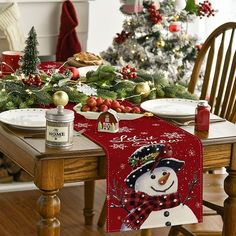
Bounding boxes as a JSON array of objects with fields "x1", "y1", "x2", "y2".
[
  {"x1": 141, "y1": 98, "x2": 199, "y2": 119},
  {"x1": 0, "y1": 108, "x2": 47, "y2": 130}
]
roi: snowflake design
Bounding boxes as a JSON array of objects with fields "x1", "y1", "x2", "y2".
[
  {"x1": 120, "y1": 163, "x2": 126, "y2": 170},
  {"x1": 76, "y1": 83, "x2": 97, "y2": 96},
  {"x1": 161, "y1": 132, "x2": 185, "y2": 139},
  {"x1": 140, "y1": 131, "x2": 148, "y2": 135},
  {"x1": 195, "y1": 202, "x2": 201, "y2": 208},
  {"x1": 188, "y1": 149, "x2": 196, "y2": 157},
  {"x1": 42, "y1": 64, "x2": 56, "y2": 69},
  {"x1": 75, "y1": 123, "x2": 91, "y2": 128},
  {"x1": 110, "y1": 143, "x2": 128, "y2": 150},
  {"x1": 118, "y1": 126, "x2": 134, "y2": 133},
  {"x1": 152, "y1": 123, "x2": 160, "y2": 127}
]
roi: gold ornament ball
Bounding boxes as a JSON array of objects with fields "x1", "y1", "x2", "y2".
[
  {"x1": 53, "y1": 91, "x2": 69, "y2": 106},
  {"x1": 156, "y1": 39, "x2": 165, "y2": 48},
  {"x1": 134, "y1": 82, "x2": 151, "y2": 98}
]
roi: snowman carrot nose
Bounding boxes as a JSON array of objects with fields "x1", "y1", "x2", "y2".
[{"x1": 158, "y1": 172, "x2": 170, "y2": 185}]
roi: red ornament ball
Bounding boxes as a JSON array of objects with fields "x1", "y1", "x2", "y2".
[
  {"x1": 169, "y1": 22, "x2": 181, "y2": 33},
  {"x1": 67, "y1": 66, "x2": 80, "y2": 80}
]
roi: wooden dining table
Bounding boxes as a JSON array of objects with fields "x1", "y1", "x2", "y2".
[{"x1": 0, "y1": 117, "x2": 236, "y2": 236}]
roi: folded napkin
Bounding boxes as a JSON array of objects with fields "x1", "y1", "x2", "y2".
[{"x1": 56, "y1": 0, "x2": 82, "y2": 62}]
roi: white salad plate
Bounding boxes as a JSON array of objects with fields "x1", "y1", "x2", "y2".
[
  {"x1": 0, "y1": 108, "x2": 47, "y2": 130},
  {"x1": 140, "y1": 98, "x2": 199, "y2": 119},
  {"x1": 78, "y1": 66, "x2": 99, "y2": 77},
  {"x1": 73, "y1": 104, "x2": 144, "y2": 120}
]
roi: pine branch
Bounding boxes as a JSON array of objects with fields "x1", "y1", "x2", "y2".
[
  {"x1": 183, "y1": 173, "x2": 198, "y2": 205},
  {"x1": 109, "y1": 178, "x2": 130, "y2": 213}
]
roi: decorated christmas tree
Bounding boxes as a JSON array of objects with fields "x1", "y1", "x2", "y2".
[
  {"x1": 101, "y1": 0, "x2": 215, "y2": 86},
  {"x1": 19, "y1": 26, "x2": 41, "y2": 75},
  {"x1": 0, "y1": 0, "x2": 216, "y2": 111}
]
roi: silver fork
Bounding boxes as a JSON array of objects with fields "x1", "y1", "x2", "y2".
[{"x1": 171, "y1": 118, "x2": 226, "y2": 126}]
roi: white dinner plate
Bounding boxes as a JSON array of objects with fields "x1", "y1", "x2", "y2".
[
  {"x1": 78, "y1": 66, "x2": 99, "y2": 77},
  {"x1": 140, "y1": 98, "x2": 199, "y2": 119},
  {"x1": 73, "y1": 104, "x2": 144, "y2": 120},
  {"x1": 0, "y1": 108, "x2": 47, "y2": 130}
]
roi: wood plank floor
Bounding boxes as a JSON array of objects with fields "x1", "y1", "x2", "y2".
[{"x1": 0, "y1": 180, "x2": 223, "y2": 236}]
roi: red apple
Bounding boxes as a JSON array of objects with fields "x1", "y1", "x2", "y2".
[{"x1": 68, "y1": 66, "x2": 80, "y2": 80}]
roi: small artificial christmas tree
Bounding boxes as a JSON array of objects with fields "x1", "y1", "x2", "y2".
[
  {"x1": 101, "y1": 0, "x2": 215, "y2": 86},
  {"x1": 0, "y1": 26, "x2": 88, "y2": 111},
  {"x1": 19, "y1": 26, "x2": 40, "y2": 75}
]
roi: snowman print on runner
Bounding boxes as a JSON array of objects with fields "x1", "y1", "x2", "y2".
[{"x1": 120, "y1": 144, "x2": 198, "y2": 231}]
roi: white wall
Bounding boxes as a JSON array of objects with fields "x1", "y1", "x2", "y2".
[
  {"x1": 189, "y1": 0, "x2": 236, "y2": 42},
  {"x1": 87, "y1": 0, "x2": 236, "y2": 54},
  {"x1": 87, "y1": 0, "x2": 124, "y2": 54},
  {"x1": 0, "y1": 0, "x2": 91, "y2": 57},
  {"x1": 0, "y1": 0, "x2": 235, "y2": 57}
]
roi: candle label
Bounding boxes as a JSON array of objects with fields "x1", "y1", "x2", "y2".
[{"x1": 46, "y1": 126, "x2": 69, "y2": 142}]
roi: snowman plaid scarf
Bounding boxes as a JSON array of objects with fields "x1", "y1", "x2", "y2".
[{"x1": 123, "y1": 190, "x2": 181, "y2": 230}]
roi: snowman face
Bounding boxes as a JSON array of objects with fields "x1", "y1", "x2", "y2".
[{"x1": 134, "y1": 166, "x2": 178, "y2": 196}]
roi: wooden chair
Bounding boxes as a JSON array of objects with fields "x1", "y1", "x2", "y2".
[
  {"x1": 168, "y1": 174, "x2": 226, "y2": 236},
  {"x1": 84, "y1": 22, "x2": 236, "y2": 236},
  {"x1": 188, "y1": 22, "x2": 236, "y2": 123},
  {"x1": 168, "y1": 22, "x2": 236, "y2": 235}
]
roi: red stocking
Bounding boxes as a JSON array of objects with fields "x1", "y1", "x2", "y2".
[{"x1": 56, "y1": 0, "x2": 82, "y2": 61}]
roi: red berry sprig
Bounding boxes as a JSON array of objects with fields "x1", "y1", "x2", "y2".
[
  {"x1": 148, "y1": 4, "x2": 162, "y2": 24},
  {"x1": 114, "y1": 30, "x2": 130, "y2": 44},
  {"x1": 120, "y1": 65, "x2": 137, "y2": 80},
  {"x1": 22, "y1": 74, "x2": 42, "y2": 87},
  {"x1": 198, "y1": 0, "x2": 215, "y2": 18}
]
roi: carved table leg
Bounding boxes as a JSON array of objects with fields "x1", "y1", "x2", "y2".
[
  {"x1": 83, "y1": 180, "x2": 95, "y2": 225},
  {"x1": 223, "y1": 143, "x2": 236, "y2": 236},
  {"x1": 34, "y1": 159, "x2": 64, "y2": 236},
  {"x1": 37, "y1": 189, "x2": 61, "y2": 236}
]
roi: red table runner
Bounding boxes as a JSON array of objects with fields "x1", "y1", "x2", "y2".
[
  {"x1": 32, "y1": 61, "x2": 203, "y2": 232},
  {"x1": 74, "y1": 112, "x2": 203, "y2": 232}
]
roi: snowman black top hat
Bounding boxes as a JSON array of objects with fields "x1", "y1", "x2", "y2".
[{"x1": 125, "y1": 144, "x2": 185, "y2": 188}]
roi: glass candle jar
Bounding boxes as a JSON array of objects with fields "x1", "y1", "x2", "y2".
[
  {"x1": 45, "y1": 105, "x2": 74, "y2": 147},
  {"x1": 195, "y1": 100, "x2": 210, "y2": 132}
]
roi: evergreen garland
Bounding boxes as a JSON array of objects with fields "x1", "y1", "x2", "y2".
[{"x1": 0, "y1": 64, "x2": 198, "y2": 111}]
